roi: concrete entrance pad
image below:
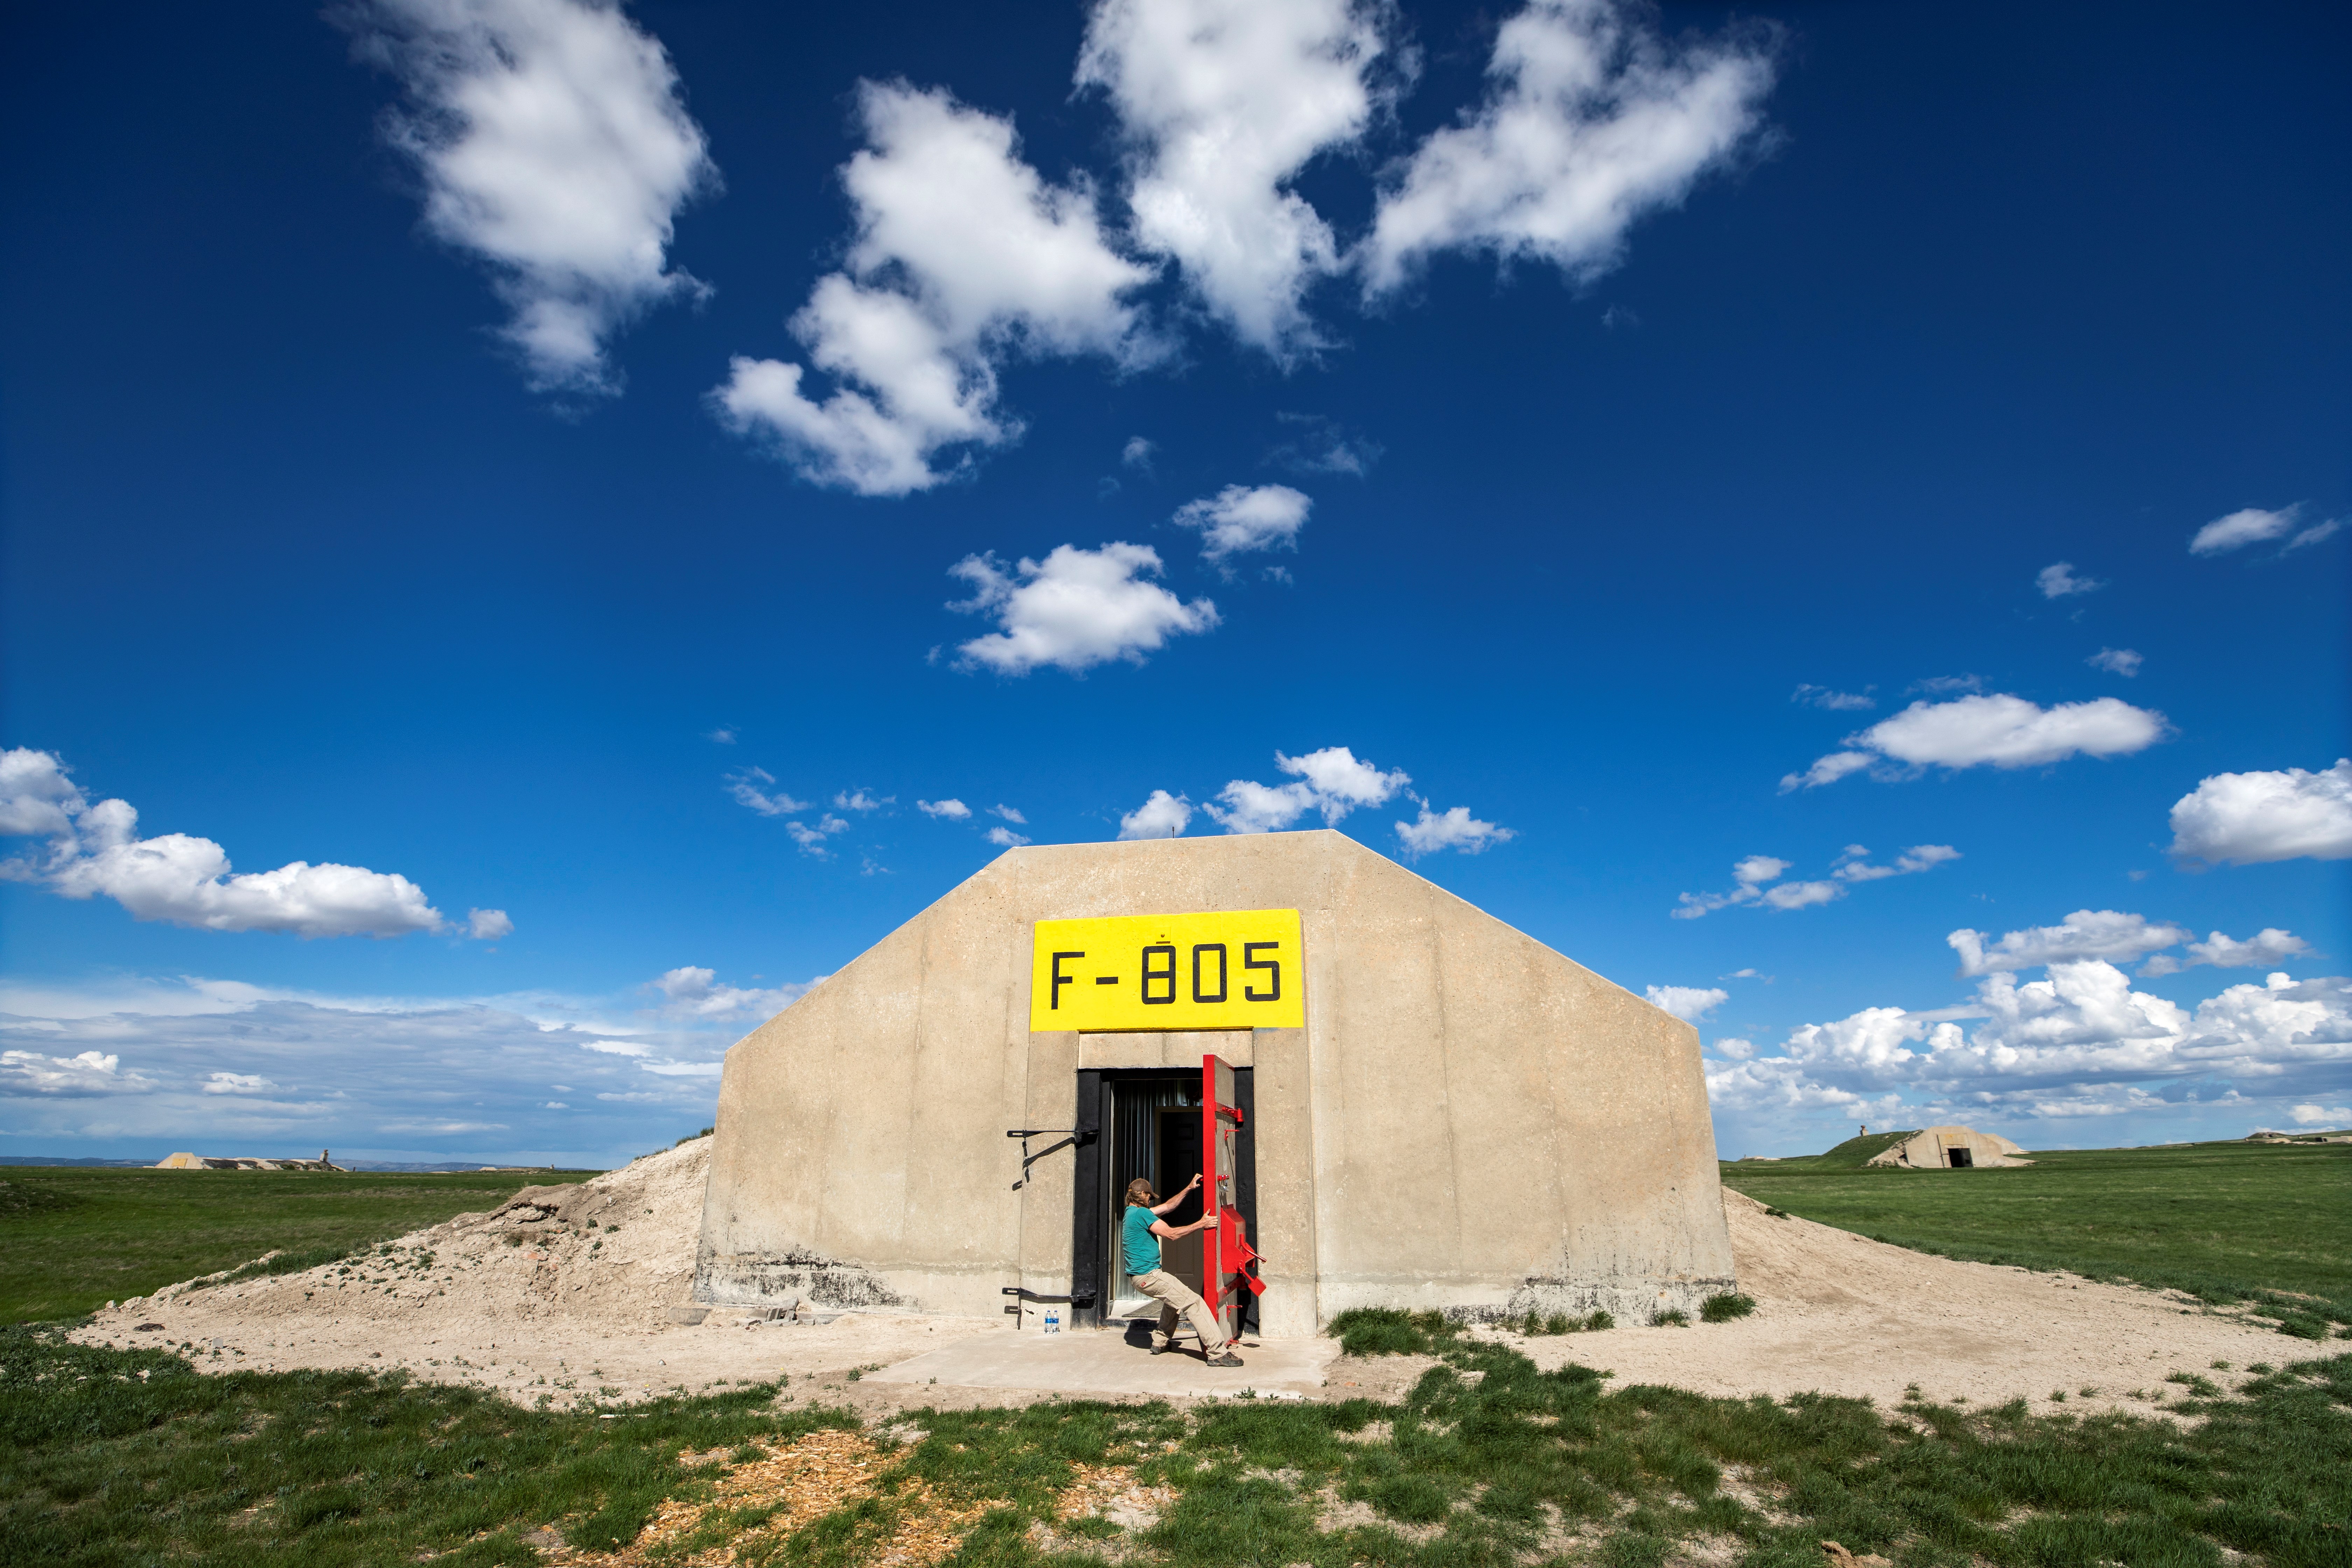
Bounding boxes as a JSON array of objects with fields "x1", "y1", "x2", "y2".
[{"x1": 866, "y1": 1328, "x2": 1337, "y2": 1399}]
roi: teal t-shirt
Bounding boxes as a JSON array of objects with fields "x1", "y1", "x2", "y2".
[{"x1": 1121, "y1": 1203, "x2": 1162, "y2": 1275}]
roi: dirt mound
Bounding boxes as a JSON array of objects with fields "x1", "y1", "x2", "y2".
[
  {"x1": 136, "y1": 1134, "x2": 715, "y2": 1337},
  {"x1": 74, "y1": 1138, "x2": 997, "y2": 1408},
  {"x1": 1500, "y1": 1189, "x2": 2299, "y2": 1414}
]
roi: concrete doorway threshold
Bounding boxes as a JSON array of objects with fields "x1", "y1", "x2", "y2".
[{"x1": 864, "y1": 1325, "x2": 1336, "y2": 1399}]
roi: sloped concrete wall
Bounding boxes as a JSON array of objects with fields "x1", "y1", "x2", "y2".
[{"x1": 695, "y1": 831, "x2": 1736, "y2": 1328}]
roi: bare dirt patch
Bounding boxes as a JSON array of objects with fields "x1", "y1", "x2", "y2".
[
  {"x1": 1478, "y1": 1190, "x2": 2300, "y2": 1419},
  {"x1": 73, "y1": 1152, "x2": 2309, "y2": 1419}
]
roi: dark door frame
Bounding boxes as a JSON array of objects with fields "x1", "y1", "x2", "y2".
[{"x1": 1070, "y1": 1063, "x2": 1255, "y2": 1331}]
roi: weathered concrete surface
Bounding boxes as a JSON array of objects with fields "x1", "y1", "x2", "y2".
[
  {"x1": 863, "y1": 1329, "x2": 1336, "y2": 1399},
  {"x1": 696, "y1": 831, "x2": 1735, "y2": 1325},
  {"x1": 1867, "y1": 1126, "x2": 2032, "y2": 1169}
]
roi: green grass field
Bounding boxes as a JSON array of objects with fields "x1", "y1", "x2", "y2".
[
  {"x1": 0, "y1": 1166, "x2": 594, "y2": 1325},
  {"x1": 1720, "y1": 1136, "x2": 2352, "y2": 1335},
  {"x1": 8, "y1": 1140, "x2": 2352, "y2": 1566},
  {"x1": 6, "y1": 1322, "x2": 2347, "y2": 1568}
]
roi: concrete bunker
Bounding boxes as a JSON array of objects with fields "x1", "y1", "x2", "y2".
[
  {"x1": 694, "y1": 831, "x2": 1736, "y2": 1334},
  {"x1": 1867, "y1": 1126, "x2": 2031, "y2": 1170}
]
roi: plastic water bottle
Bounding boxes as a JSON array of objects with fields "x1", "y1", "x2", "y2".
[{"x1": 1045, "y1": 1307, "x2": 1059, "y2": 1335}]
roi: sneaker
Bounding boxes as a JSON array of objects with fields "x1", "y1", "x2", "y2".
[
  {"x1": 1150, "y1": 1340, "x2": 1180, "y2": 1355},
  {"x1": 1206, "y1": 1351, "x2": 1244, "y2": 1368}
]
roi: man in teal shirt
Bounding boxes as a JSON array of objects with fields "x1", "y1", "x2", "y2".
[{"x1": 1122, "y1": 1175, "x2": 1241, "y2": 1366}]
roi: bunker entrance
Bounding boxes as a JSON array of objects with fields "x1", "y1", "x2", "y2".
[
  {"x1": 1947, "y1": 1147, "x2": 1974, "y2": 1168},
  {"x1": 1108, "y1": 1077, "x2": 1203, "y2": 1314},
  {"x1": 1071, "y1": 1060, "x2": 1255, "y2": 1331}
]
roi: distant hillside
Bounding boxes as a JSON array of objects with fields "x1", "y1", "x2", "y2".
[
  {"x1": 1726, "y1": 1131, "x2": 1922, "y2": 1172},
  {"x1": 1816, "y1": 1130, "x2": 1922, "y2": 1168}
]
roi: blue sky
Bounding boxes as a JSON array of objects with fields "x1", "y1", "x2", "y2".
[{"x1": 3, "y1": 0, "x2": 2345, "y2": 1167}]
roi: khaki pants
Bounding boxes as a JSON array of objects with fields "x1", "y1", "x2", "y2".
[{"x1": 1134, "y1": 1269, "x2": 1228, "y2": 1352}]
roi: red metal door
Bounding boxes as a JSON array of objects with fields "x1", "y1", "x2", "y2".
[{"x1": 1200, "y1": 1054, "x2": 1264, "y2": 1340}]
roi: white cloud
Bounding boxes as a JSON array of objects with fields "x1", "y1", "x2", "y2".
[
  {"x1": 705, "y1": 727, "x2": 737, "y2": 744},
  {"x1": 1395, "y1": 804, "x2": 1514, "y2": 859},
  {"x1": 2169, "y1": 759, "x2": 2352, "y2": 866},
  {"x1": 2289, "y1": 1104, "x2": 2350, "y2": 1126},
  {"x1": 1276, "y1": 746, "x2": 1408, "y2": 820},
  {"x1": 2036, "y1": 561, "x2": 2102, "y2": 599},
  {"x1": 1758, "y1": 879, "x2": 1840, "y2": 910},
  {"x1": 1777, "y1": 751, "x2": 1874, "y2": 792},
  {"x1": 651, "y1": 966, "x2": 813, "y2": 1021},
  {"x1": 2086, "y1": 647, "x2": 2142, "y2": 677},
  {"x1": 714, "y1": 82, "x2": 1154, "y2": 495},
  {"x1": 0, "y1": 750, "x2": 447, "y2": 939},
  {"x1": 1910, "y1": 674, "x2": 1983, "y2": 695},
  {"x1": 1121, "y1": 435, "x2": 1156, "y2": 470},
  {"x1": 467, "y1": 908, "x2": 514, "y2": 941},
  {"x1": 1676, "y1": 845, "x2": 1954, "y2": 919},
  {"x1": 1203, "y1": 745, "x2": 1410, "y2": 834},
  {"x1": 984, "y1": 825, "x2": 1033, "y2": 847},
  {"x1": 0, "y1": 747, "x2": 85, "y2": 838},
  {"x1": 48, "y1": 838, "x2": 446, "y2": 939},
  {"x1": 784, "y1": 814, "x2": 849, "y2": 855},
  {"x1": 1792, "y1": 684, "x2": 1874, "y2": 711},
  {"x1": 834, "y1": 789, "x2": 892, "y2": 812},
  {"x1": 1864, "y1": 694, "x2": 2167, "y2": 768},
  {"x1": 2143, "y1": 929, "x2": 2312, "y2": 979},
  {"x1": 1, "y1": 1049, "x2": 142, "y2": 1098},
  {"x1": 917, "y1": 798, "x2": 972, "y2": 819},
  {"x1": 1785, "y1": 693, "x2": 2170, "y2": 789},
  {"x1": 989, "y1": 804, "x2": 1027, "y2": 824},
  {"x1": 1268, "y1": 413, "x2": 1381, "y2": 477},
  {"x1": 1172, "y1": 484, "x2": 1312, "y2": 566},
  {"x1": 1706, "y1": 961, "x2": 2352, "y2": 1130},
  {"x1": 2189, "y1": 504, "x2": 2300, "y2": 556},
  {"x1": 341, "y1": 0, "x2": 716, "y2": 395},
  {"x1": 202, "y1": 1071, "x2": 276, "y2": 1096},
  {"x1": 1673, "y1": 853, "x2": 1789, "y2": 918},
  {"x1": 2283, "y1": 517, "x2": 2344, "y2": 553},
  {"x1": 1949, "y1": 909, "x2": 2192, "y2": 977},
  {"x1": 1204, "y1": 779, "x2": 1317, "y2": 834},
  {"x1": 1117, "y1": 789, "x2": 1192, "y2": 839},
  {"x1": 948, "y1": 542, "x2": 1217, "y2": 674},
  {"x1": 1078, "y1": 0, "x2": 1387, "y2": 355},
  {"x1": 1361, "y1": 0, "x2": 1776, "y2": 298},
  {"x1": 1833, "y1": 844, "x2": 1961, "y2": 883},
  {"x1": 1645, "y1": 984, "x2": 1727, "y2": 1022},
  {"x1": 725, "y1": 767, "x2": 808, "y2": 817}
]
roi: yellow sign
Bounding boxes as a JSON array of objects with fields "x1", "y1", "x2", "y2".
[{"x1": 1030, "y1": 909, "x2": 1304, "y2": 1032}]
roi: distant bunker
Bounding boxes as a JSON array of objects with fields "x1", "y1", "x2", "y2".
[
  {"x1": 155, "y1": 1152, "x2": 342, "y2": 1171},
  {"x1": 695, "y1": 831, "x2": 1735, "y2": 1335},
  {"x1": 1868, "y1": 1126, "x2": 2032, "y2": 1170}
]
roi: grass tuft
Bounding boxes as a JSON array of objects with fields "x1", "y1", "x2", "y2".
[
  {"x1": 1326, "y1": 1307, "x2": 1464, "y2": 1357},
  {"x1": 1700, "y1": 1292, "x2": 1756, "y2": 1322},
  {"x1": 1651, "y1": 1308, "x2": 1689, "y2": 1327}
]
